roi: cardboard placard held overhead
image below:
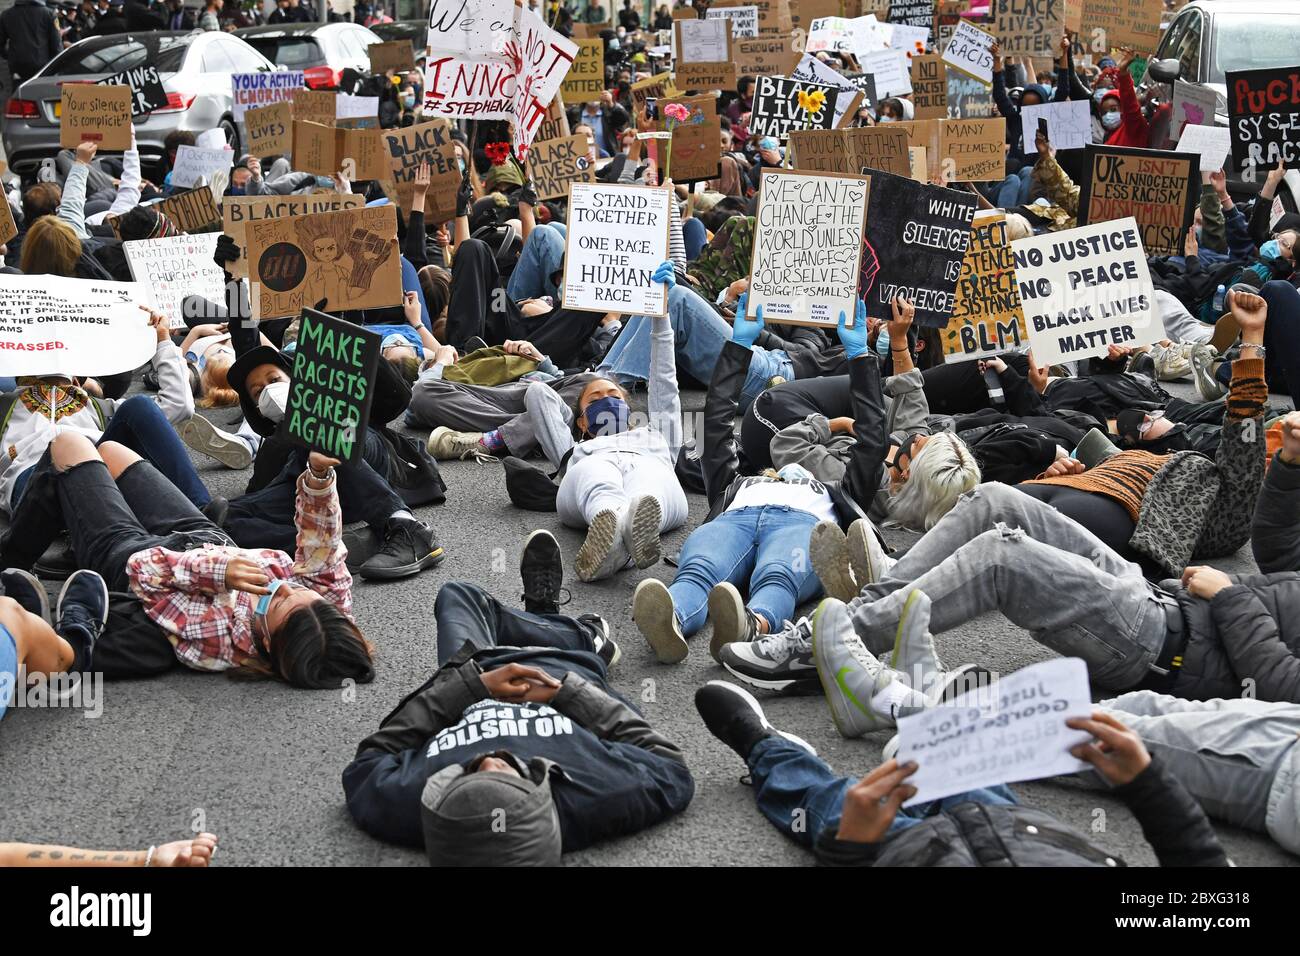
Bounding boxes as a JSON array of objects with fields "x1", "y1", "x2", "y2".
[
  {"x1": 749, "y1": 76, "x2": 841, "y2": 141},
  {"x1": 535, "y1": 95, "x2": 570, "y2": 143},
  {"x1": 381, "y1": 119, "x2": 459, "y2": 218},
  {"x1": 706, "y1": 4, "x2": 760, "y2": 37},
  {"x1": 223, "y1": 193, "x2": 365, "y2": 279},
  {"x1": 245, "y1": 101, "x2": 294, "y2": 158},
  {"x1": 860, "y1": 167, "x2": 979, "y2": 327},
  {"x1": 940, "y1": 117, "x2": 1005, "y2": 181},
  {"x1": 658, "y1": 94, "x2": 723, "y2": 183},
  {"x1": 291, "y1": 89, "x2": 338, "y2": 126},
  {"x1": 60, "y1": 83, "x2": 132, "y2": 150},
  {"x1": 790, "y1": 126, "x2": 911, "y2": 178},
  {"x1": 1175, "y1": 124, "x2": 1232, "y2": 174},
  {"x1": 630, "y1": 72, "x2": 679, "y2": 118},
  {"x1": 106, "y1": 186, "x2": 222, "y2": 238},
  {"x1": 1020, "y1": 100, "x2": 1093, "y2": 152},
  {"x1": 997, "y1": 0, "x2": 1063, "y2": 59},
  {"x1": 735, "y1": 35, "x2": 801, "y2": 79},
  {"x1": 712, "y1": 0, "x2": 791, "y2": 35},
  {"x1": 1081, "y1": 0, "x2": 1163, "y2": 53},
  {"x1": 948, "y1": 68, "x2": 996, "y2": 118},
  {"x1": 171, "y1": 145, "x2": 233, "y2": 189},
  {"x1": 1077, "y1": 144, "x2": 1199, "y2": 258},
  {"x1": 889, "y1": 0, "x2": 936, "y2": 31},
  {"x1": 563, "y1": 183, "x2": 672, "y2": 317},
  {"x1": 562, "y1": 37, "x2": 605, "y2": 102},
  {"x1": 527, "y1": 133, "x2": 597, "y2": 201},
  {"x1": 279, "y1": 308, "x2": 381, "y2": 466},
  {"x1": 1226, "y1": 66, "x2": 1300, "y2": 171},
  {"x1": 292, "y1": 120, "x2": 386, "y2": 180},
  {"x1": 942, "y1": 20, "x2": 996, "y2": 85},
  {"x1": 425, "y1": 0, "x2": 514, "y2": 58},
  {"x1": 245, "y1": 204, "x2": 401, "y2": 319},
  {"x1": 792, "y1": 54, "x2": 864, "y2": 130},
  {"x1": 674, "y1": 18, "x2": 736, "y2": 91},
  {"x1": 232, "y1": 71, "x2": 304, "y2": 121},
  {"x1": 942, "y1": 212, "x2": 1029, "y2": 362},
  {"x1": 860, "y1": 48, "x2": 912, "y2": 97},
  {"x1": 1171, "y1": 80, "x2": 1218, "y2": 145},
  {"x1": 0, "y1": 194, "x2": 17, "y2": 248},
  {"x1": 911, "y1": 54, "x2": 949, "y2": 120},
  {"x1": 748, "y1": 168, "x2": 870, "y2": 328},
  {"x1": 96, "y1": 65, "x2": 168, "y2": 117},
  {"x1": 367, "y1": 39, "x2": 416, "y2": 74},
  {"x1": 123, "y1": 233, "x2": 226, "y2": 330},
  {"x1": 1012, "y1": 217, "x2": 1164, "y2": 366}
]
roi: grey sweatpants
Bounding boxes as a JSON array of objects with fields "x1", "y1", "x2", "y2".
[{"x1": 1154, "y1": 289, "x2": 1213, "y2": 345}]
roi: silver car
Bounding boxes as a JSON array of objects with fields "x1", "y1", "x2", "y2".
[{"x1": 2, "y1": 29, "x2": 276, "y2": 180}]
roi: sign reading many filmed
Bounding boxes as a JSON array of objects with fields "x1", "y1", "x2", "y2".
[
  {"x1": 1077, "y1": 144, "x2": 1199, "y2": 257},
  {"x1": 563, "y1": 183, "x2": 672, "y2": 316},
  {"x1": 942, "y1": 213, "x2": 1028, "y2": 362},
  {"x1": 749, "y1": 76, "x2": 840, "y2": 141}
]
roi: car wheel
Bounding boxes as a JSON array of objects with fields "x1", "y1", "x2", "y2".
[{"x1": 220, "y1": 116, "x2": 241, "y2": 155}]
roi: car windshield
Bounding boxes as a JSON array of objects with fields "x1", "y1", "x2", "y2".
[
  {"x1": 1210, "y1": 14, "x2": 1300, "y2": 83},
  {"x1": 44, "y1": 36, "x2": 188, "y2": 76},
  {"x1": 244, "y1": 37, "x2": 325, "y2": 69}
]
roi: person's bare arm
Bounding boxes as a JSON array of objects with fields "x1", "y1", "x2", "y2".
[{"x1": 1, "y1": 834, "x2": 217, "y2": 867}]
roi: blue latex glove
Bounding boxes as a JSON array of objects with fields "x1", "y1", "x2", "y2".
[
  {"x1": 732, "y1": 292, "x2": 765, "y2": 348},
  {"x1": 652, "y1": 260, "x2": 676, "y2": 288},
  {"x1": 837, "y1": 298, "x2": 869, "y2": 359}
]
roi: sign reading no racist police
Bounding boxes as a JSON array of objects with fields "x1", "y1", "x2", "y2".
[{"x1": 278, "y1": 309, "x2": 381, "y2": 465}]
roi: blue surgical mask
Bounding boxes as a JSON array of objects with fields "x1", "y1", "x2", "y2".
[
  {"x1": 402, "y1": 94, "x2": 415, "y2": 109},
  {"x1": 254, "y1": 578, "x2": 286, "y2": 618},
  {"x1": 380, "y1": 333, "x2": 409, "y2": 352},
  {"x1": 229, "y1": 185, "x2": 246, "y2": 196},
  {"x1": 1101, "y1": 111, "x2": 1122, "y2": 131},
  {"x1": 776, "y1": 463, "x2": 814, "y2": 483},
  {"x1": 1261, "y1": 239, "x2": 1282, "y2": 259},
  {"x1": 458, "y1": 158, "x2": 467, "y2": 174},
  {"x1": 878, "y1": 115, "x2": 895, "y2": 123},
  {"x1": 584, "y1": 395, "x2": 630, "y2": 436}
]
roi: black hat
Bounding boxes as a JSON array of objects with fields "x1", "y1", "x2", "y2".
[{"x1": 228, "y1": 344, "x2": 292, "y2": 437}]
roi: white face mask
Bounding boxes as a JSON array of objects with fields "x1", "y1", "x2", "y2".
[
  {"x1": 257, "y1": 380, "x2": 290, "y2": 422},
  {"x1": 1101, "y1": 111, "x2": 1122, "y2": 131}
]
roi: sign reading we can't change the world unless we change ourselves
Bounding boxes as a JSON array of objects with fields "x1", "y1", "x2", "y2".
[{"x1": 562, "y1": 183, "x2": 672, "y2": 317}]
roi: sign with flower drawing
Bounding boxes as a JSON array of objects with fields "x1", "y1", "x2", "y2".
[{"x1": 749, "y1": 76, "x2": 840, "y2": 142}]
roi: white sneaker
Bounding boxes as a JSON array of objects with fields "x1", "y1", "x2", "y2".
[
  {"x1": 181, "y1": 415, "x2": 253, "y2": 470},
  {"x1": 632, "y1": 578, "x2": 687, "y2": 664},
  {"x1": 1152, "y1": 341, "x2": 1193, "y2": 381},
  {"x1": 846, "y1": 518, "x2": 891, "y2": 587},
  {"x1": 576, "y1": 509, "x2": 630, "y2": 582},
  {"x1": 621, "y1": 495, "x2": 662, "y2": 570},
  {"x1": 427, "y1": 427, "x2": 497, "y2": 463}
]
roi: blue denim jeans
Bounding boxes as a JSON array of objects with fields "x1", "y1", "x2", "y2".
[
  {"x1": 683, "y1": 216, "x2": 707, "y2": 261},
  {"x1": 748, "y1": 735, "x2": 1018, "y2": 849},
  {"x1": 506, "y1": 223, "x2": 567, "y2": 302},
  {"x1": 599, "y1": 285, "x2": 794, "y2": 412},
  {"x1": 994, "y1": 166, "x2": 1034, "y2": 208},
  {"x1": 98, "y1": 396, "x2": 211, "y2": 506},
  {"x1": 670, "y1": 505, "x2": 821, "y2": 634}
]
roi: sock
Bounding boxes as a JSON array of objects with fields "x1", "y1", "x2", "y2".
[
  {"x1": 481, "y1": 429, "x2": 506, "y2": 453},
  {"x1": 870, "y1": 678, "x2": 928, "y2": 722},
  {"x1": 389, "y1": 509, "x2": 415, "y2": 524}
]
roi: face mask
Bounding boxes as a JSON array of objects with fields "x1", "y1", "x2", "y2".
[
  {"x1": 257, "y1": 380, "x2": 290, "y2": 422},
  {"x1": 380, "y1": 333, "x2": 409, "y2": 352},
  {"x1": 1101, "y1": 111, "x2": 1122, "y2": 131},
  {"x1": 229, "y1": 185, "x2": 246, "y2": 196},
  {"x1": 197, "y1": 345, "x2": 232, "y2": 371},
  {"x1": 583, "y1": 395, "x2": 630, "y2": 436},
  {"x1": 402, "y1": 95, "x2": 415, "y2": 109},
  {"x1": 1261, "y1": 239, "x2": 1282, "y2": 259},
  {"x1": 878, "y1": 115, "x2": 895, "y2": 123},
  {"x1": 253, "y1": 578, "x2": 286, "y2": 618},
  {"x1": 776, "y1": 463, "x2": 814, "y2": 483},
  {"x1": 458, "y1": 158, "x2": 467, "y2": 174}
]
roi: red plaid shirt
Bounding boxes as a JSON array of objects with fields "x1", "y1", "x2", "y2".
[{"x1": 127, "y1": 470, "x2": 353, "y2": 672}]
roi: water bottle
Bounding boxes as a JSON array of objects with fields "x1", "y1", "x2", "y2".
[{"x1": 1213, "y1": 284, "x2": 1226, "y2": 314}]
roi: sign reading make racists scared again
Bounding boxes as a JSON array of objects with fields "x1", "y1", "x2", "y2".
[{"x1": 1077, "y1": 144, "x2": 1199, "y2": 258}]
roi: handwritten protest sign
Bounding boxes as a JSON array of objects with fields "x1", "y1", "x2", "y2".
[
  {"x1": 657, "y1": 94, "x2": 722, "y2": 182},
  {"x1": 381, "y1": 119, "x2": 459, "y2": 217},
  {"x1": 535, "y1": 95, "x2": 570, "y2": 143},
  {"x1": 792, "y1": 55, "x2": 864, "y2": 129},
  {"x1": 713, "y1": 0, "x2": 791, "y2": 34},
  {"x1": 942, "y1": 19, "x2": 996, "y2": 85},
  {"x1": 0, "y1": 195, "x2": 16, "y2": 248},
  {"x1": 1081, "y1": 0, "x2": 1163, "y2": 52},
  {"x1": 630, "y1": 72, "x2": 678, "y2": 117},
  {"x1": 123, "y1": 233, "x2": 225, "y2": 329},
  {"x1": 706, "y1": 4, "x2": 759, "y2": 36},
  {"x1": 561, "y1": 37, "x2": 605, "y2": 101},
  {"x1": 998, "y1": 0, "x2": 1062, "y2": 58},
  {"x1": 895, "y1": 658, "x2": 1092, "y2": 807},
  {"x1": 861, "y1": 48, "x2": 912, "y2": 97},
  {"x1": 1171, "y1": 80, "x2": 1218, "y2": 145},
  {"x1": 675, "y1": 18, "x2": 736, "y2": 89},
  {"x1": 563, "y1": 183, "x2": 671, "y2": 316},
  {"x1": 245, "y1": 204, "x2": 401, "y2": 318},
  {"x1": 911, "y1": 54, "x2": 949, "y2": 119},
  {"x1": 735, "y1": 35, "x2": 800, "y2": 79},
  {"x1": 245, "y1": 101, "x2": 294, "y2": 158},
  {"x1": 889, "y1": 0, "x2": 936, "y2": 31},
  {"x1": 1227, "y1": 66, "x2": 1300, "y2": 170},
  {"x1": 291, "y1": 89, "x2": 337, "y2": 127},
  {"x1": 750, "y1": 76, "x2": 840, "y2": 141},
  {"x1": 790, "y1": 126, "x2": 911, "y2": 177},
  {"x1": 528, "y1": 133, "x2": 596, "y2": 200},
  {"x1": 1020, "y1": 100, "x2": 1092, "y2": 152},
  {"x1": 232, "y1": 71, "x2": 304, "y2": 122},
  {"x1": 1013, "y1": 217, "x2": 1163, "y2": 365},
  {"x1": 748, "y1": 169, "x2": 869, "y2": 328},
  {"x1": 861, "y1": 168, "x2": 978, "y2": 327},
  {"x1": 279, "y1": 308, "x2": 381, "y2": 465},
  {"x1": 1077, "y1": 144, "x2": 1199, "y2": 257},
  {"x1": 940, "y1": 117, "x2": 1005, "y2": 180},
  {"x1": 807, "y1": 16, "x2": 857, "y2": 54},
  {"x1": 223, "y1": 193, "x2": 365, "y2": 279},
  {"x1": 943, "y1": 213, "x2": 1028, "y2": 362},
  {"x1": 134, "y1": 187, "x2": 221, "y2": 235},
  {"x1": 894, "y1": 119, "x2": 942, "y2": 178},
  {"x1": 425, "y1": 0, "x2": 514, "y2": 58},
  {"x1": 0, "y1": 275, "x2": 154, "y2": 376},
  {"x1": 171, "y1": 145, "x2": 233, "y2": 189},
  {"x1": 368, "y1": 39, "x2": 416, "y2": 74},
  {"x1": 60, "y1": 84, "x2": 132, "y2": 150},
  {"x1": 336, "y1": 94, "x2": 378, "y2": 121},
  {"x1": 97, "y1": 65, "x2": 167, "y2": 117},
  {"x1": 1176, "y1": 124, "x2": 1232, "y2": 173},
  {"x1": 948, "y1": 68, "x2": 996, "y2": 117},
  {"x1": 292, "y1": 121, "x2": 386, "y2": 180}
]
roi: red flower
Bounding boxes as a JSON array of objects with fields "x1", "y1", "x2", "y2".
[{"x1": 485, "y1": 142, "x2": 512, "y2": 166}]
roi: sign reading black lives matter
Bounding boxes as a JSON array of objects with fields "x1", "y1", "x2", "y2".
[
  {"x1": 749, "y1": 76, "x2": 840, "y2": 141},
  {"x1": 279, "y1": 309, "x2": 381, "y2": 465},
  {"x1": 97, "y1": 65, "x2": 168, "y2": 117},
  {"x1": 748, "y1": 169, "x2": 869, "y2": 328},
  {"x1": 860, "y1": 168, "x2": 978, "y2": 328},
  {"x1": 1011, "y1": 217, "x2": 1163, "y2": 366},
  {"x1": 563, "y1": 183, "x2": 672, "y2": 316}
]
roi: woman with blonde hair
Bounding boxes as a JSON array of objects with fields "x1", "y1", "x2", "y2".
[{"x1": 19, "y1": 216, "x2": 81, "y2": 277}]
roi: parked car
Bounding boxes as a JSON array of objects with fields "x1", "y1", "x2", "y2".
[
  {"x1": 3, "y1": 30, "x2": 275, "y2": 181},
  {"x1": 234, "y1": 22, "x2": 383, "y2": 90},
  {"x1": 369, "y1": 19, "x2": 428, "y2": 58}
]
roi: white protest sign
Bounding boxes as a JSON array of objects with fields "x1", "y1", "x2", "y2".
[
  {"x1": 1171, "y1": 80, "x2": 1218, "y2": 143},
  {"x1": 0, "y1": 275, "x2": 154, "y2": 377},
  {"x1": 1176, "y1": 123, "x2": 1232, "y2": 172},
  {"x1": 706, "y1": 4, "x2": 758, "y2": 37},
  {"x1": 889, "y1": 22, "x2": 931, "y2": 57},
  {"x1": 426, "y1": 0, "x2": 514, "y2": 59},
  {"x1": 793, "y1": 55, "x2": 862, "y2": 130},
  {"x1": 231, "y1": 71, "x2": 304, "y2": 121},
  {"x1": 895, "y1": 658, "x2": 1093, "y2": 807},
  {"x1": 123, "y1": 233, "x2": 225, "y2": 330},
  {"x1": 748, "y1": 169, "x2": 868, "y2": 327},
  {"x1": 170, "y1": 145, "x2": 233, "y2": 188},
  {"x1": 563, "y1": 183, "x2": 671, "y2": 317},
  {"x1": 943, "y1": 20, "x2": 996, "y2": 85},
  {"x1": 678, "y1": 16, "x2": 730, "y2": 62},
  {"x1": 861, "y1": 49, "x2": 911, "y2": 98},
  {"x1": 1271, "y1": 194, "x2": 1286, "y2": 230},
  {"x1": 336, "y1": 94, "x2": 379, "y2": 119},
  {"x1": 807, "y1": 17, "x2": 854, "y2": 54},
  {"x1": 1020, "y1": 100, "x2": 1092, "y2": 152},
  {"x1": 195, "y1": 128, "x2": 227, "y2": 150},
  {"x1": 1012, "y1": 217, "x2": 1164, "y2": 366}
]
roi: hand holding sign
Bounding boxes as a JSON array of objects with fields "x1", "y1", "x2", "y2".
[
  {"x1": 732, "y1": 292, "x2": 764, "y2": 347},
  {"x1": 1066, "y1": 712, "x2": 1152, "y2": 787},
  {"x1": 835, "y1": 760, "x2": 919, "y2": 845}
]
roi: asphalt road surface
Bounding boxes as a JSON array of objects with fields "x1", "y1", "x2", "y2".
[{"x1": 1, "y1": 376, "x2": 1296, "y2": 867}]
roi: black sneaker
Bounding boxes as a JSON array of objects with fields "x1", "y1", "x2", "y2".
[
  {"x1": 358, "y1": 518, "x2": 445, "y2": 580},
  {"x1": 201, "y1": 495, "x2": 230, "y2": 530},
  {"x1": 33, "y1": 540, "x2": 78, "y2": 581},
  {"x1": 520, "y1": 529, "x2": 568, "y2": 615},
  {"x1": 464, "y1": 335, "x2": 489, "y2": 354},
  {"x1": 694, "y1": 681, "x2": 816, "y2": 761},
  {"x1": 343, "y1": 526, "x2": 382, "y2": 573},
  {"x1": 717, "y1": 617, "x2": 820, "y2": 695},
  {"x1": 1, "y1": 568, "x2": 50, "y2": 623},
  {"x1": 55, "y1": 569, "x2": 108, "y2": 675},
  {"x1": 578, "y1": 613, "x2": 620, "y2": 666}
]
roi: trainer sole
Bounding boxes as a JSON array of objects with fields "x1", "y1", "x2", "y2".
[
  {"x1": 632, "y1": 579, "x2": 688, "y2": 664},
  {"x1": 626, "y1": 495, "x2": 662, "y2": 570},
  {"x1": 809, "y1": 522, "x2": 857, "y2": 602},
  {"x1": 182, "y1": 416, "x2": 253, "y2": 470},
  {"x1": 358, "y1": 547, "x2": 446, "y2": 581},
  {"x1": 707, "y1": 581, "x2": 748, "y2": 663},
  {"x1": 576, "y1": 510, "x2": 623, "y2": 582}
]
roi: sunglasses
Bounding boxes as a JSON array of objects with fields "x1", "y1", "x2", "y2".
[{"x1": 887, "y1": 432, "x2": 923, "y2": 475}]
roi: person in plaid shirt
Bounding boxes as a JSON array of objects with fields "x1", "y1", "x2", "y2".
[{"x1": 44, "y1": 430, "x2": 375, "y2": 689}]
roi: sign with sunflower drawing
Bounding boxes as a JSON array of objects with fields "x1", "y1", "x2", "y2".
[{"x1": 749, "y1": 76, "x2": 841, "y2": 142}]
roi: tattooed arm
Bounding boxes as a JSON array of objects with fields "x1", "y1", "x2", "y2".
[{"x1": 0, "y1": 834, "x2": 218, "y2": 867}]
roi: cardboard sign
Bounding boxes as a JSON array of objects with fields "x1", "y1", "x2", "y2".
[
  {"x1": 381, "y1": 119, "x2": 459, "y2": 217},
  {"x1": 245, "y1": 101, "x2": 294, "y2": 158},
  {"x1": 792, "y1": 55, "x2": 864, "y2": 130},
  {"x1": 997, "y1": 0, "x2": 1062, "y2": 59},
  {"x1": 860, "y1": 48, "x2": 912, "y2": 97},
  {"x1": 748, "y1": 169, "x2": 869, "y2": 328},
  {"x1": 245, "y1": 204, "x2": 401, "y2": 318},
  {"x1": 292, "y1": 121, "x2": 386, "y2": 180},
  {"x1": 1176, "y1": 124, "x2": 1232, "y2": 173},
  {"x1": 630, "y1": 72, "x2": 679, "y2": 117},
  {"x1": 123, "y1": 233, "x2": 225, "y2": 330},
  {"x1": 894, "y1": 118, "x2": 942, "y2": 178},
  {"x1": 948, "y1": 67, "x2": 996, "y2": 118},
  {"x1": 562, "y1": 37, "x2": 605, "y2": 102},
  {"x1": 158, "y1": 187, "x2": 222, "y2": 234},
  {"x1": 1226, "y1": 67, "x2": 1300, "y2": 171},
  {"x1": 1020, "y1": 100, "x2": 1092, "y2": 153},
  {"x1": 860, "y1": 168, "x2": 978, "y2": 327},
  {"x1": 563, "y1": 183, "x2": 672, "y2": 317},
  {"x1": 279, "y1": 309, "x2": 381, "y2": 465},
  {"x1": 942, "y1": 19, "x2": 996, "y2": 85},
  {"x1": 60, "y1": 83, "x2": 132, "y2": 150},
  {"x1": 657, "y1": 94, "x2": 723, "y2": 183},
  {"x1": 790, "y1": 126, "x2": 911, "y2": 178},
  {"x1": 528, "y1": 133, "x2": 597, "y2": 201},
  {"x1": 425, "y1": 0, "x2": 513, "y2": 58},
  {"x1": 750, "y1": 76, "x2": 841, "y2": 141},
  {"x1": 1012, "y1": 217, "x2": 1163, "y2": 365},
  {"x1": 942, "y1": 212, "x2": 1028, "y2": 362},
  {"x1": 0, "y1": 195, "x2": 17, "y2": 248},
  {"x1": 706, "y1": 4, "x2": 760, "y2": 37},
  {"x1": 0, "y1": 274, "x2": 154, "y2": 376},
  {"x1": 889, "y1": 21, "x2": 932, "y2": 58},
  {"x1": 909, "y1": 146, "x2": 928, "y2": 182},
  {"x1": 911, "y1": 54, "x2": 949, "y2": 120},
  {"x1": 1171, "y1": 80, "x2": 1218, "y2": 146},
  {"x1": 807, "y1": 16, "x2": 858, "y2": 54},
  {"x1": 1077, "y1": 145, "x2": 1199, "y2": 258},
  {"x1": 791, "y1": 0, "x2": 845, "y2": 30},
  {"x1": 940, "y1": 117, "x2": 1005, "y2": 181},
  {"x1": 232, "y1": 71, "x2": 304, "y2": 122},
  {"x1": 97, "y1": 65, "x2": 167, "y2": 117},
  {"x1": 1081, "y1": 0, "x2": 1162, "y2": 52},
  {"x1": 291, "y1": 89, "x2": 338, "y2": 126},
  {"x1": 675, "y1": 19, "x2": 736, "y2": 90},
  {"x1": 535, "y1": 95, "x2": 571, "y2": 143},
  {"x1": 713, "y1": 0, "x2": 792, "y2": 35},
  {"x1": 223, "y1": 193, "x2": 366, "y2": 279},
  {"x1": 735, "y1": 35, "x2": 801, "y2": 79},
  {"x1": 895, "y1": 658, "x2": 1092, "y2": 807},
  {"x1": 171, "y1": 145, "x2": 233, "y2": 189},
  {"x1": 368, "y1": 39, "x2": 416, "y2": 74}
]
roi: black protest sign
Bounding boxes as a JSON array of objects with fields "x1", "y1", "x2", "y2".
[
  {"x1": 97, "y1": 65, "x2": 168, "y2": 117},
  {"x1": 860, "y1": 167, "x2": 979, "y2": 327},
  {"x1": 890, "y1": 0, "x2": 936, "y2": 31},
  {"x1": 1226, "y1": 66, "x2": 1300, "y2": 171},
  {"x1": 1077, "y1": 144, "x2": 1199, "y2": 258},
  {"x1": 279, "y1": 309, "x2": 381, "y2": 465},
  {"x1": 750, "y1": 76, "x2": 840, "y2": 141}
]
